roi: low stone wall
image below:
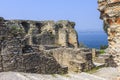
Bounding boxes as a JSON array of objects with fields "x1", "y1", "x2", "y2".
[
  {"x1": 0, "y1": 51, "x2": 68, "y2": 74},
  {"x1": 45, "y1": 48, "x2": 94, "y2": 72},
  {"x1": 0, "y1": 44, "x2": 95, "y2": 74}
]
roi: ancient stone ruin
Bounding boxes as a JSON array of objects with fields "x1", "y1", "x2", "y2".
[
  {"x1": 3, "y1": 19, "x2": 79, "y2": 48},
  {"x1": 0, "y1": 17, "x2": 95, "y2": 74},
  {"x1": 98, "y1": 0, "x2": 120, "y2": 67}
]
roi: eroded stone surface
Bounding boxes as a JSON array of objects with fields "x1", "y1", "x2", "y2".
[
  {"x1": 3, "y1": 19, "x2": 79, "y2": 48},
  {"x1": 98, "y1": 0, "x2": 120, "y2": 67},
  {"x1": 0, "y1": 17, "x2": 94, "y2": 74},
  {"x1": 45, "y1": 48, "x2": 94, "y2": 72}
]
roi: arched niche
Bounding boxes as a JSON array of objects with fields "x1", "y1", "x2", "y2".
[
  {"x1": 21, "y1": 22, "x2": 30, "y2": 33},
  {"x1": 35, "y1": 22, "x2": 43, "y2": 33}
]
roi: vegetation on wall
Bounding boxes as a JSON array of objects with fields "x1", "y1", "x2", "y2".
[
  {"x1": 100, "y1": 45, "x2": 108, "y2": 50},
  {"x1": 8, "y1": 25, "x2": 24, "y2": 37}
]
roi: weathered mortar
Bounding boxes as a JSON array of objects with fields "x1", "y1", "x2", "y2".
[{"x1": 98, "y1": 0, "x2": 120, "y2": 67}]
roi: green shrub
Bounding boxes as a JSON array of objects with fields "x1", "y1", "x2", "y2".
[
  {"x1": 9, "y1": 25, "x2": 24, "y2": 37},
  {"x1": 11, "y1": 26, "x2": 23, "y2": 33},
  {"x1": 11, "y1": 26, "x2": 17, "y2": 30}
]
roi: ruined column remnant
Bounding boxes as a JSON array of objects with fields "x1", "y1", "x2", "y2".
[{"x1": 98, "y1": 0, "x2": 120, "y2": 67}]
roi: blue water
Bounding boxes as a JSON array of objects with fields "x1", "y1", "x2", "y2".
[{"x1": 78, "y1": 31, "x2": 108, "y2": 49}]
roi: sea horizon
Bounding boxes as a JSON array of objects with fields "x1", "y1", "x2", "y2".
[{"x1": 78, "y1": 31, "x2": 108, "y2": 49}]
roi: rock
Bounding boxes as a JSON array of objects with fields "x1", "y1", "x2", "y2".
[{"x1": 98, "y1": 0, "x2": 120, "y2": 67}]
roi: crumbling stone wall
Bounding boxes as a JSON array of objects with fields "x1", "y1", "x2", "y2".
[
  {"x1": 98, "y1": 0, "x2": 120, "y2": 67},
  {"x1": 0, "y1": 51, "x2": 67, "y2": 74},
  {"x1": 56, "y1": 20, "x2": 78, "y2": 47},
  {"x1": 4, "y1": 19, "x2": 79, "y2": 48},
  {"x1": 0, "y1": 17, "x2": 94, "y2": 74},
  {"x1": 0, "y1": 18, "x2": 67, "y2": 74},
  {"x1": 45, "y1": 48, "x2": 94, "y2": 72}
]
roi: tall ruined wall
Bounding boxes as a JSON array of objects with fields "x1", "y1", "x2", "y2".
[
  {"x1": 3, "y1": 19, "x2": 79, "y2": 48},
  {"x1": 98, "y1": 0, "x2": 120, "y2": 67}
]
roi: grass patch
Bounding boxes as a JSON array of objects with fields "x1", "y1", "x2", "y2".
[{"x1": 99, "y1": 49, "x2": 105, "y2": 54}]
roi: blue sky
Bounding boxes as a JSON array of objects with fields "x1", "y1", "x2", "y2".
[{"x1": 0, "y1": 0, "x2": 104, "y2": 32}]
